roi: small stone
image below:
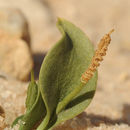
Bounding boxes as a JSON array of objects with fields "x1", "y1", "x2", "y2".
[
  {"x1": 0, "y1": 8, "x2": 30, "y2": 46},
  {"x1": 0, "y1": 35, "x2": 33, "y2": 81}
]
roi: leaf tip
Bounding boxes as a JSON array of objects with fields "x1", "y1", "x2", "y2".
[
  {"x1": 57, "y1": 17, "x2": 63, "y2": 24},
  {"x1": 57, "y1": 17, "x2": 67, "y2": 26},
  {"x1": 56, "y1": 17, "x2": 66, "y2": 34}
]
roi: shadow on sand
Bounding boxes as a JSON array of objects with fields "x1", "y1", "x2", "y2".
[
  {"x1": 33, "y1": 52, "x2": 47, "y2": 80},
  {"x1": 54, "y1": 104, "x2": 130, "y2": 130}
]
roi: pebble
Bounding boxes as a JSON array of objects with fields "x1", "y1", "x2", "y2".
[
  {"x1": 0, "y1": 8, "x2": 30, "y2": 46},
  {"x1": 0, "y1": 34, "x2": 33, "y2": 81}
]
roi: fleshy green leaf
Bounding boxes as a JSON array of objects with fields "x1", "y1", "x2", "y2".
[
  {"x1": 38, "y1": 18, "x2": 97, "y2": 130},
  {"x1": 25, "y1": 71, "x2": 38, "y2": 111},
  {"x1": 12, "y1": 18, "x2": 98, "y2": 130},
  {"x1": 49, "y1": 73, "x2": 97, "y2": 129},
  {"x1": 12, "y1": 72, "x2": 46, "y2": 130},
  {"x1": 19, "y1": 90, "x2": 46, "y2": 130}
]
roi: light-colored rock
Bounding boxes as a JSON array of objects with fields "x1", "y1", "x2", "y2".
[
  {"x1": 0, "y1": 34, "x2": 33, "y2": 81},
  {"x1": 0, "y1": 0, "x2": 60, "y2": 52},
  {"x1": 0, "y1": 8, "x2": 30, "y2": 46}
]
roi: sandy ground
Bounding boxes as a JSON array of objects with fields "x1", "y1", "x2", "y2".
[{"x1": 0, "y1": 0, "x2": 130, "y2": 130}]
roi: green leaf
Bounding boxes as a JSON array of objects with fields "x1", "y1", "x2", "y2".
[
  {"x1": 25, "y1": 71, "x2": 38, "y2": 111},
  {"x1": 38, "y1": 18, "x2": 97, "y2": 130},
  {"x1": 49, "y1": 73, "x2": 97, "y2": 130},
  {"x1": 12, "y1": 72, "x2": 46, "y2": 130},
  {"x1": 19, "y1": 90, "x2": 46, "y2": 130}
]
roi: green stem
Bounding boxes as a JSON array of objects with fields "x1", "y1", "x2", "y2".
[
  {"x1": 36, "y1": 114, "x2": 50, "y2": 130},
  {"x1": 31, "y1": 70, "x2": 35, "y2": 82}
]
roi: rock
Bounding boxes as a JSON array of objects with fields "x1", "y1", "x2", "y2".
[
  {"x1": 0, "y1": 0, "x2": 59, "y2": 52},
  {"x1": 0, "y1": 33, "x2": 33, "y2": 81},
  {"x1": 0, "y1": 8, "x2": 30, "y2": 46}
]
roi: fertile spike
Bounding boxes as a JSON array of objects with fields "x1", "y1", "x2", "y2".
[{"x1": 81, "y1": 29, "x2": 114, "y2": 84}]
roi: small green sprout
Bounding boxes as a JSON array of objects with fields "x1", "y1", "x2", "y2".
[{"x1": 12, "y1": 18, "x2": 113, "y2": 130}]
